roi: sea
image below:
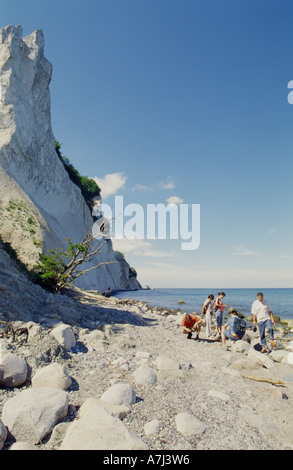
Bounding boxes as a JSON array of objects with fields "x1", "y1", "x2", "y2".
[{"x1": 115, "y1": 288, "x2": 293, "y2": 321}]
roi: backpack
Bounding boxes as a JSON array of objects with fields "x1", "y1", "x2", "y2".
[{"x1": 233, "y1": 317, "x2": 247, "y2": 338}]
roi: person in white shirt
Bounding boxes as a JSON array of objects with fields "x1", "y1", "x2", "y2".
[{"x1": 251, "y1": 292, "x2": 276, "y2": 353}]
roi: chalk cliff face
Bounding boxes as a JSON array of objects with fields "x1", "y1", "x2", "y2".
[{"x1": 0, "y1": 25, "x2": 141, "y2": 292}]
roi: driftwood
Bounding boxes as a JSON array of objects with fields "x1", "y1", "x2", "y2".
[
  {"x1": 244, "y1": 375, "x2": 285, "y2": 386},
  {"x1": 0, "y1": 320, "x2": 29, "y2": 343}
]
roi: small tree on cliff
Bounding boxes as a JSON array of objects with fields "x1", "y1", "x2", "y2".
[{"x1": 35, "y1": 234, "x2": 116, "y2": 293}]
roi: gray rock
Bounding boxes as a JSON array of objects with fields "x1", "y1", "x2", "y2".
[
  {"x1": 31, "y1": 363, "x2": 72, "y2": 391},
  {"x1": 100, "y1": 383, "x2": 137, "y2": 406},
  {"x1": 0, "y1": 353, "x2": 28, "y2": 387},
  {"x1": 175, "y1": 412, "x2": 207, "y2": 437},
  {"x1": 0, "y1": 419, "x2": 7, "y2": 450},
  {"x1": 133, "y1": 363, "x2": 157, "y2": 386},
  {"x1": 60, "y1": 399, "x2": 148, "y2": 450},
  {"x1": 2, "y1": 387, "x2": 69, "y2": 444},
  {"x1": 9, "y1": 441, "x2": 39, "y2": 450},
  {"x1": 50, "y1": 324, "x2": 76, "y2": 351},
  {"x1": 270, "y1": 350, "x2": 288, "y2": 363},
  {"x1": 231, "y1": 340, "x2": 251, "y2": 353}
]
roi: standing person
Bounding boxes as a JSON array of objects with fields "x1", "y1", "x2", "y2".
[
  {"x1": 251, "y1": 292, "x2": 276, "y2": 353},
  {"x1": 214, "y1": 292, "x2": 226, "y2": 340},
  {"x1": 181, "y1": 313, "x2": 202, "y2": 340},
  {"x1": 201, "y1": 294, "x2": 214, "y2": 339}
]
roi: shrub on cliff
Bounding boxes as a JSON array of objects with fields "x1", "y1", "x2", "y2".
[{"x1": 55, "y1": 140, "x2": 100, "y2": 208}]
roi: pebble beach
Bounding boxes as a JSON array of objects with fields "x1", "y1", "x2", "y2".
[{"x1": 1, "y1": 280, "x2": 293, "y2": 451}]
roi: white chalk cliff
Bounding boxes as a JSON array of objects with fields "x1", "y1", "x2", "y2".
[{"x1": 0, "y1": 25, "x2": 141, "y2": 292}]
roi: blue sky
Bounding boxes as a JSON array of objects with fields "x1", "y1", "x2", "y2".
[{"x1": 1, "y1": 0, "x2": 293, "y2": 288}]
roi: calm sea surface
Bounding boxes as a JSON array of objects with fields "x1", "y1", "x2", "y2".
[{"x1": 115, "y1": 288, "x2": 293, "y2": 320}]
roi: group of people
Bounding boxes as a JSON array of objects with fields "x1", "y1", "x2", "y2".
[{"x1": 181, "y1": 291, "x2": 276, "y2": 353}]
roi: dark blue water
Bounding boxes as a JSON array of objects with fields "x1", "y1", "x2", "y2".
[{"x1": 115, "y1": 288, "x2": 293, "y2": 320}]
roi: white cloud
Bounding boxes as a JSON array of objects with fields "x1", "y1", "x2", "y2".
[
  {"x1": 158, "y1": 177, "x2": 175, "y2": 190},
  {"x1": 131, "y1": 183, "x2": 152, "y2": 192},
  {"x1": 92, "y1": 172, "x2": 127, "y2": 199},
  {"x1": 166, "y1": 195, "x2": 184, "y2": 205},
  {"x1": 113, "y1": 238, "x2": 172, "y2": 258}
]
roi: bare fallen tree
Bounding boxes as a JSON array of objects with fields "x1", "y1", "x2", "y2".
[
  {"x1": 0, "y1": 320, "x2": 29, "y2": 343},
  {"x1": 35, "y1": 233, "x2": 117, "y2": 293}
]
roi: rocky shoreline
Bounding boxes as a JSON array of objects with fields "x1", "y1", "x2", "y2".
[
  {"x1": 0, "y1": 247, "x2": 293, "y2": 450},
  {"x1": 1, "y1": 281, "x2": 293, "y2": 450}
]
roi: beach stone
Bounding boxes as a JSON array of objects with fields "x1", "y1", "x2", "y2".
[
  {"x1": 31, "y1": 363, "x2": 72, "y2": 390},
  {"x1": 60, "y1": 399, "x2": 148, "y2": 450},
  {"x1": 0, "y1": 419, "x2": 7, "y2": 450},
  {"x1": 50, "y1": 324, "x2": 76, "y2": 351},
  {"x1": 133, "y1": 363, "x2": 157, "y2": 386},
  {"x1": 144, "y1": 419, "x2": 164, "y2": 435},
  {"x1": 175, "y1": 412, "x2": 207, "y2": 437},
  {"x1": 2, "y1": 387, "x2": 69, "y2": 444},
  {"x1": 0, "y1": 353, "x2": 28, "y2": 387},
  {"x1": 270, "y1": 350, "x2": 288, "y2": 363},
  {"x1": 100, "y1": 383, "x2": 137, "y2": 406},
  {"x1": 154, "y1": 355, "x2": 180, "y2": 371},
  {"x1": 247, "y1": 348, "x2": 275, "y2": 369},
  {"x1": 231, "y1": 340, "x2": 251, "y2": 353},
  {"x1": 9, "y1": 441, "x2": 39, "y2": 450}
]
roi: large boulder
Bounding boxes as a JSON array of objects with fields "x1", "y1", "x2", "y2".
[
  {"x1": 2, "y1": 387, "x2": 69, "y2": 444},
  {"x1": 31, "y1": 363, "x2": 72, "y2": 391},
  {"x1": 60, "y1": 399, "x2": 148, "y2": 450}
]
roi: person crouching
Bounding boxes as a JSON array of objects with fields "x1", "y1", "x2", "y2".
[{"x1": 181, "y1": 313, "x2": 202, "y2": 340}]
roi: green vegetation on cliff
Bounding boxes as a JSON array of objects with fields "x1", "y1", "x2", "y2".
[{"x1": 55, "y1": 139, "x2": 101, "y2": 208}]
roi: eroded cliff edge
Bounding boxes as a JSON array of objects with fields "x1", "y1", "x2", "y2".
[{"x1": 0, "y1": 25, "x2": 141, "y2": 292}]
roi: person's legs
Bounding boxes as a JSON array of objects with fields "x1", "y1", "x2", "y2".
[
  {"x1": 266, "y1": 319, "x2": 274, "y2": 340},
  {"x1": 265, "y1": 319, "x2": 276, "y2": 348},
  {"x1": 258, "y1": 320, "x2": 267, "y2": 352},
  {"x1": 221, "y1": 328, "x2": 227, "y2": 345},
  {"x1": 182, "y1": 328, "x2": 192, "y2": 339},
  {"x1": 216, "y1": 312, "x2": 223, "y2": 338},
  {"x1": 206, "y1": 312, "x2": 212, "y2": 337}
]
